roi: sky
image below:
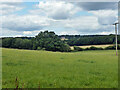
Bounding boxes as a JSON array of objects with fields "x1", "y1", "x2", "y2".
[{"x1": 0, "y1": 0, "x2": 119, "y2": 37}]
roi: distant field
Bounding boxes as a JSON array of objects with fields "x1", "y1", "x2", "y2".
[
  {"x1": 2, "y1": 48, "x2": 118, "y2": 88},
  {"x1": 70, "y1": 44, "x2": 114, "y2": 50}
]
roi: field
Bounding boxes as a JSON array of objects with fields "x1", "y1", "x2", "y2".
[
  {"x1": 2, "y1": 48, "x2": 118, "y2": 88},
  {"x1": 70, "y1": 44, "x2": 114, "y2": 50}
]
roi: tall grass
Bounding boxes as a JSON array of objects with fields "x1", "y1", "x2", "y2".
[{"x1": 2, "y1": 48, "x2": 118, "y2": 88}]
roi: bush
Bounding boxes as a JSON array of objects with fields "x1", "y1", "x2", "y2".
[
  {"x1": 105, "y1": 45, "x2": 115, "y2": 50},
  {"x1": 74, "y1": 46, "x2": 84, "y2": 51},
  {"x1": 37, "y1": 47, "x2": 42, "y2": 50},
  {"x1": 118, "y1": 45, "x2": 120, "y2": 50},
  {"x1": 85, "y1": 46, "x2": 103, "y2": 50},
  {"x1": 0, "y1": 38, "x2": 2, "y2": 47},
  {"x1": 105, "y1": 45, "x2": 120, "y2": 50}
]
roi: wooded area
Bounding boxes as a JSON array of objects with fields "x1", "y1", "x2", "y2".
[{"x1": 1, "y1": 31, "x2": 120, "y2": 52}]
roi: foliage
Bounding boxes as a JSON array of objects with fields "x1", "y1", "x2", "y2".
[
  {"x1": 37, "y1": 47, "x2": 42, "y2": 50},
  {"x1": 63, "y1": 35, "x2": 120, "y2": 46},
  {"x1": 104, "y1": 45, "x2": 120, "y2": 50},
  {"x1": 2, "y1": 31, "x2": 71, "y2": 52},
  {"x1": 34, "y1": 31, "x2": 71, "y2": 52},
  {"x1": 105, "y1": 46, "x2": 115, "y2": 50},
  {"x1": 0, "y1": 38, "x2": 2, "y2": 47},
  {"x1": 85, "y1": 46, "x2": 104, "y2": 50},
  {"x1": 2, "y1": 31, "x2": 120, "y2": 52},
  {"x1": 73, "y1": 46, "x2": 84, "y2": 51}
]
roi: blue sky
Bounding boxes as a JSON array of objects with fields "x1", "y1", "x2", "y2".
[
  {"x1": 0, "y1": 1, "x2": 118, "y2": 37},
  {"x1": 14, "y1": 2, "x2": 39, "y2": 15}
]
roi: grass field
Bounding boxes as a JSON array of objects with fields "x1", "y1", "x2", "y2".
[{"x1": 2, "y1": 48, "x2": 118, "y2": 88}]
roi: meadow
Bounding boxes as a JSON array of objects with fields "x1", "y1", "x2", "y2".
[{"x1": 2, "y1": 48, "x2": 118, "y2": 88}]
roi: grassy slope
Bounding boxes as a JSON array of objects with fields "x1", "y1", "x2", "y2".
[{"x1": 2, "y1": 48, "x2": 118, "y2": 88}]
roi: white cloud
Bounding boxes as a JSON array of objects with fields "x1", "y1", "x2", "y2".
[
  {"x1": 23, "y1": 30, "x2": 44, "y2": 36},
  {"x1": 30, "y1": 1, "x2": 80, "y2": 20},
  {"x1": 1, "y1": 28, "x2": 23, "y2": 37},
  {"x1": 98, "y1": 31, "x2": 114, "y2": 35},
  {"x1": 54, "y1": 15, "x2": 116, "y2": 34},
  {"x1": 23, "y1": 31, "x2": 32, "y2": 35},
  {"x1": 1, "y1": 1, "x2": 118, "y2": 37},
  {"x1": 1, "y1": 28, "x2": 44, "y2": 37},
  {"x1": 59, "y1": 30, "x2": 79, "y2": 35},
  {"x1": 14, "y1": 35, "x2": 23, "y2": 37},
  {"x1": 89, "y1": 10, "x2": 118, "y2": 25},
  {"x1": 0, "y1": 0, "x2": 23, "y2": 2},
  {"x1": 64, "y1": 16, "x2": 100, "y2": 30},
  {"x1": 1, "y1": 13, "x2": 115, "y2": 36},
  {"x1": 2, "y1": 14, "x2": 50, "y2": 31},
  {"x1": 0, "y1": 2, "x2": 23, "y2": 15}
]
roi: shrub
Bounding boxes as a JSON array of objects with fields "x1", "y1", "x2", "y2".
[
  {"x1": 74, "y1": 46, "x2": 84, "y2": 51},
  {"x1": 0, "y1": 38, "x2": 2, "y2": 47},
  {"x1": 105, "y1": 45, "x2": 120, "y2": 50},
  {"x1": 105, "y1": 45, "x2": 115, "y2": 50},
  {"x1": 85, "y1": 46, "x2": 103, "y2": 50},
  {"x1": 85, "y1": 47, "x2": 90, "y2": 50},
  {"x1": 118, "y1": 45, "x2": 120, "y2": 50},
  {"x1": 37, "y1": 47, "x2": 42, "y2": 50}
]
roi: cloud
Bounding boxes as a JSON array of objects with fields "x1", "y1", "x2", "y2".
[
  {"x1": 23, "y1": 30, "x2": 44, "y2": 36},
  {"x1": 0, "y1": 0, "x2": 23, "y2": 2},
  {"x1": 2, "y1": 28, "x2": 44, "y2": 37},
  {"x1": 30, "y1": 1, "x2": 80, "y2": 20},
  {"x1": 1, "y1": 13, "x2": 116, "y2": 36},
  {"x1": 98, "y1": 31, "x2": 114, "y2": 35},
  {"x1": 48, "y1": 15, "x2": 115, "y2": 35},
  {"x1": 0, "y1": 2, "x2": 23, "y2": 15},
  {"x1": 64, "y1": 16, "x2": 100, "y2": 30},
  {"x1": 23, "y1": 31, "x2": 32, "y2": 35},
  {"x1": 1, "y1": 1, "x2": 118, "y2": 37},
  {"x1": 2, "y1": 15, "x2": 50, "y2": 31},
  {"x1": 75, "y1": 2, "x2": 118, "y2": 11},
  {"x1": 1, "y1": 28, "x2": 23, "y2": 37},
  {"x1": 89, "y1": 10, "x2": 118, "y2": 25},
  {"x1": 59, "y1": 30, "x2": 79, "y2": 35}
]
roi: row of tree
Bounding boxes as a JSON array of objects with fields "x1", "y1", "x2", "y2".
[
  {"x1": 62, "y1": 34, "x2": 120, "y2": 46},
  {"x1": 2, "y1": 31, "x2": 71, "y2": 52},
  {"x1": 1, "y1": 31, "x2": 120, "y2": 52}
]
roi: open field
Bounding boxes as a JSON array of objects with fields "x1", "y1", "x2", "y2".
[
  {"x1": 70, "y1": 44, "x2": 114, "y2": 50},
  {"x1": 2, "y1": 48, "x2": 118, "y2": 88}
]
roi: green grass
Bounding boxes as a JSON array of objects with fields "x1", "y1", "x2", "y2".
[{"x1": 2, "y1": 48, "x2": 118, "y2": 88}]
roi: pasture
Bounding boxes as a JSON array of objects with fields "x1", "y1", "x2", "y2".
[{"x1": 2, "y1": 48, "x2": 118, "y2": 88}]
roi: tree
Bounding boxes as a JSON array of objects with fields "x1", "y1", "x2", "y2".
[
  {"x1": 34, "y1": 31, "x2": 71, "y2": 52},
  {"x1": 2, "y1": 38, "x2": 13, "y2": 48}
]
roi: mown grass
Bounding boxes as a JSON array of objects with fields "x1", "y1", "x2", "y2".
[{"x1": 2, "y1": 48, "x2": 118, "y2": 88}]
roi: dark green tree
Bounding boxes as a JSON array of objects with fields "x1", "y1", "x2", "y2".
[{"x1": 34, "y1": 31, "x2": 71, "y2": 52}]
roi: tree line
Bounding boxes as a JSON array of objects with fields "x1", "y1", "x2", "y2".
[
  {"x1": 2, "y1": 31, "x2": 71, "y2": 52},
  {"x1": 60, "y1": 34, "x2": 120, "y2": 46},
  {"x1": 1, "y1": 31, "x2": 120, "y2": 52}
]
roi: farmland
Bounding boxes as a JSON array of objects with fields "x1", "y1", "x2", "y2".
[
  {"x1": 70, "y1": 44, "x2": 114, "y2": 50},
  {"x1": 2, "y1": 48, "x2": 118, "y2": 88}
]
